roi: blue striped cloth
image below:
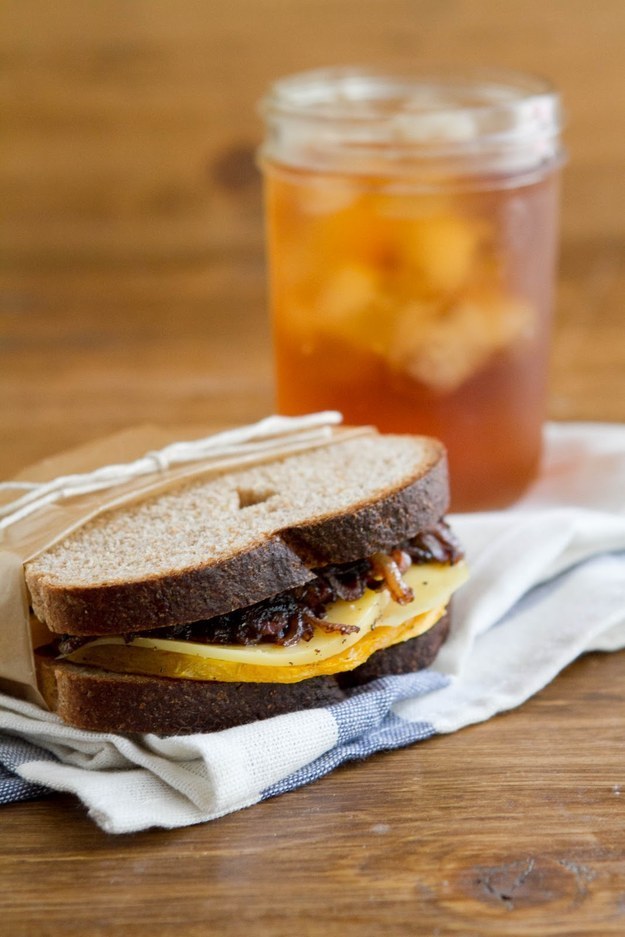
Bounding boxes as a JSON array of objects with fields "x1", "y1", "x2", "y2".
[
  {"x1": 0, "y1": 734, "x2": 56, "y2": 804},
  {"x1": 262, "y1": 671, "x2": 445, "y2": 799},
  {"x1": 0, "y1": 672, "x2": 447, "y2": 808}
]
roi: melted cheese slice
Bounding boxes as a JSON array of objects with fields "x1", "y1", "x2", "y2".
[{"x1": 66, "y1": 560, "x2": 467, "y2": 684}]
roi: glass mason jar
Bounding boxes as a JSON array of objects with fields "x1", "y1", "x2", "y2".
[{"x1": 259, "y1": 68, "x2": 564, "y2": 510}]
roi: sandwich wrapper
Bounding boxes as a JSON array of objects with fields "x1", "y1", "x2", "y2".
[{"x1": 1, "y1": 417, "x2": 625, "y2": 833}]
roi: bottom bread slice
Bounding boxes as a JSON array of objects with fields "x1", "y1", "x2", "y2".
[{"x1": 35, "y1": 613, "x2": 450, "y2": 736}]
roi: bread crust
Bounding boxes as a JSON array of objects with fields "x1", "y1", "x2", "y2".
[
  {"x1": 35, "y1": 613, "x2": 450, "y2": 735},
  {"x1": 28, "y1": 445, "x2": 448, "y2": 636}
]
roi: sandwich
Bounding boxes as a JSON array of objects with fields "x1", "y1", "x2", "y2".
[{"x1": 26, "y1": 432, "x2": 467, "y2": 735}]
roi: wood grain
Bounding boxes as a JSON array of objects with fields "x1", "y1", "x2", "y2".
[{"x1": 2, "y1": 1, "x2": 625, "y2": 934}]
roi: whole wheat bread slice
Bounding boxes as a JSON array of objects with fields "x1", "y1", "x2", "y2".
[
  {"x1": 26, "y1": 433, "x2": 448, "y2": 636},
  {"x1": 35, "y1": 613, "x2": 450, "y2": 735}
]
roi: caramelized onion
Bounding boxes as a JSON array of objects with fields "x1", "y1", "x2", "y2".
[
  {"x1": 57, "y1": 521, "x2": 462, "y2": 653},
  {"x1": 314, "y1": 617, "x2": 360, "y2": 637},
  {"x1": 370, "y1": 552, "x2": 415, "y2": 606}
]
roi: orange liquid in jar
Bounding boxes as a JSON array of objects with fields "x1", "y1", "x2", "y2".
[{"x1": 265, "y1": 166, "x2": 560, "y2": 511}]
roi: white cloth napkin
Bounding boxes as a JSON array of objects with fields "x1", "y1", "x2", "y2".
[{"x1": 1, "y1": 422, "x2": 624, "y2": 834}]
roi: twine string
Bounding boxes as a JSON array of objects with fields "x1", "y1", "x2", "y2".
[{"x1": 0, "y1": 412, "x2": 343, "y2": 532}]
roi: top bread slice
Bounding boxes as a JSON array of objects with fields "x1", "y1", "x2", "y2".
[{"x1": 25, "y1": 433, "x2": 448, "y2": 637}]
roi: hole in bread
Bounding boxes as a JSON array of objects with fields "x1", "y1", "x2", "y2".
[{"x1": 236, "y1": 487, "x2": 277, "y2": 509}]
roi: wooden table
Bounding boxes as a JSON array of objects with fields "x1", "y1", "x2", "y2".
[{"x1": 2, "y1": 2, "x2": 625, "y2": 934}]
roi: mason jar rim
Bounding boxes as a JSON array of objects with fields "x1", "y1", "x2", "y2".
[
  {"x1": 260, "y1": 66, "x2": 564, "y2": 178},
  {"x1": 262, "y1": 65, "x2": 562, "y2": 130}
]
